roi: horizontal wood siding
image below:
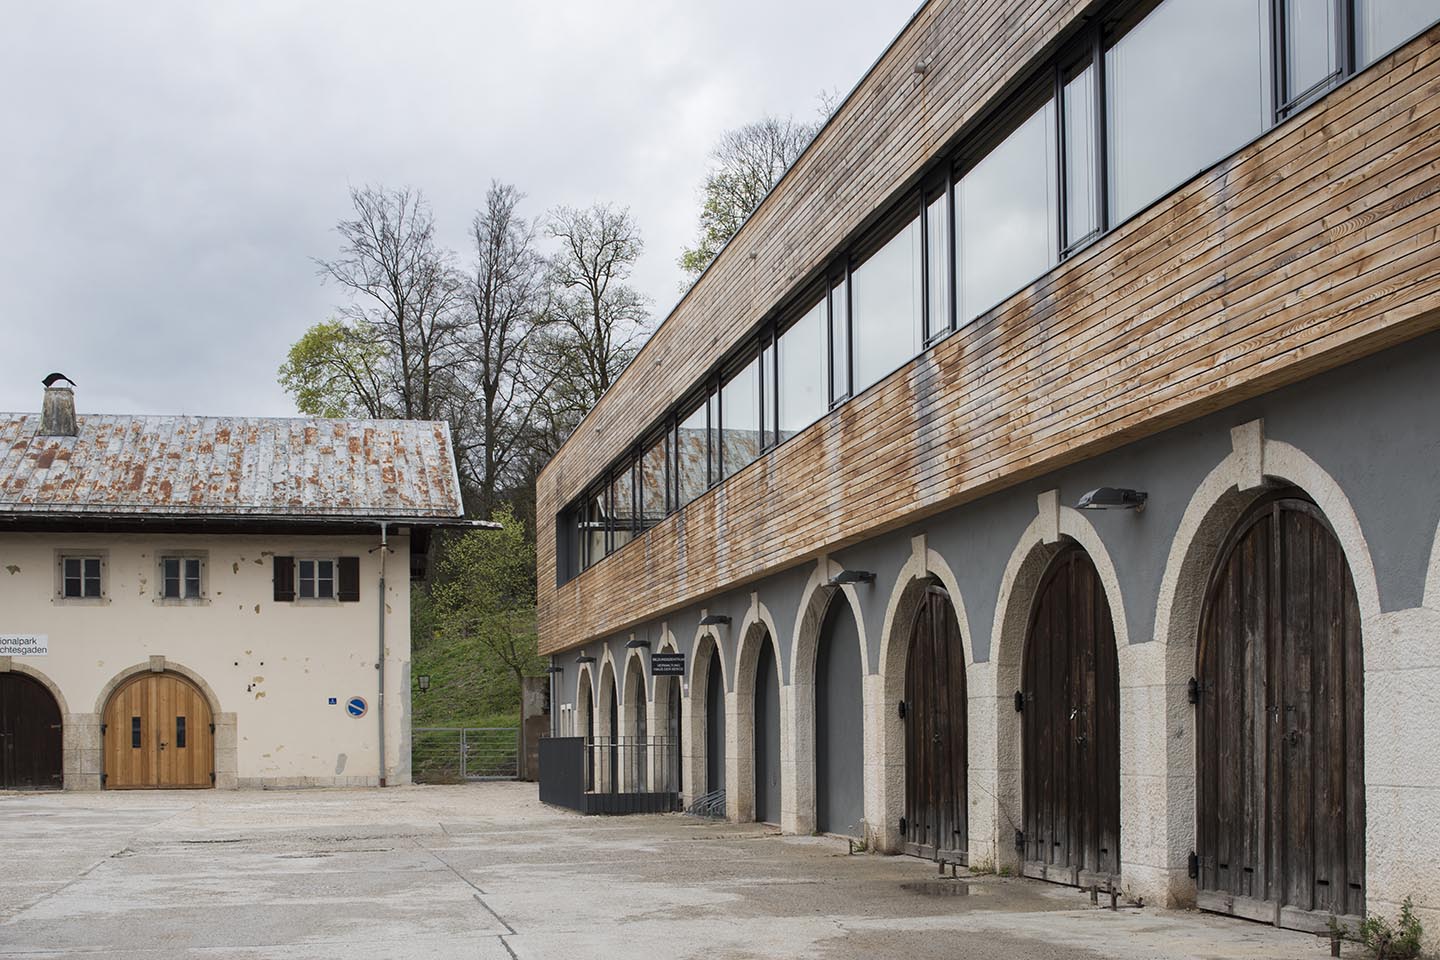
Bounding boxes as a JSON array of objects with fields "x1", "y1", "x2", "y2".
[{"x1": 537, "y1": 18, "x2": 1440, "y2": 655}]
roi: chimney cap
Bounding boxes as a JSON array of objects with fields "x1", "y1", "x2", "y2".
[{"x1": 42, "y1": 372, "x2": 76, "y2": 388}]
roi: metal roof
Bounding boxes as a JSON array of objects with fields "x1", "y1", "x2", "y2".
[{"x1": 0, "y1": 414, "x2": 465, "y2": 521}]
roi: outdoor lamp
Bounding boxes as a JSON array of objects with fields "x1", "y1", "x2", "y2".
[
  {"x1": 698, "y1": 614, "x2": 730, "y2": 626},
  {"x1": 625, "y1": 638, "x2": 650, "y2": 648},
  {"x1": 417, "y1": 675, "x2": 431, "y2": 693},
  {"x1": 1075, "y1": 487, "x2": 1148, "y2": 511},
  {"x1": 829, "y1": 569, "x2": 876, "y2": 586}
]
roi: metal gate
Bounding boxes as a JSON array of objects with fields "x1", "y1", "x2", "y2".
[{"x1": 412, "y1": 727, "x2": 519, "y2": 783}]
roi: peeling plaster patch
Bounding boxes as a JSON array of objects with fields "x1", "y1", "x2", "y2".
[
  {"x1": 254, "y1": 691, "x2": 266, "y2": 700},
  {"x1": 254, "y1": 558, "x2": 264, "y2": 565},
  {"x1": 252, "y1": 676, "x2": 264, "y2": 684},
  {"x1": 5, "y1": 565, "x2": 19, "y2": 575},
  {"x1": 253, "y1": 604, "x2": 260, "y2": 614},
  {"x1": 233, "y1": 562, "x2": 240, "y2": 575}
]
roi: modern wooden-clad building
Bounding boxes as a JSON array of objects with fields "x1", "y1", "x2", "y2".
[{"x1": 536, "y1": 0, "x2": 1440, "y2": 933}]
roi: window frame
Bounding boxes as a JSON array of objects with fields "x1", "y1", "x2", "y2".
[
  {"x1": 55, "y1": 551, "x2": 107, "y2": 603},
  {"x1": 157, "y1": 552, "x2": 209, "y2": 605},
  {"x1": 297, "y1": 557, "x2": 338, "y2": 602}
]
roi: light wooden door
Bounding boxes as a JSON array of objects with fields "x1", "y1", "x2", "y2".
[{"x1": 104, "y1": 673, "x2": 213, "y2": 789}]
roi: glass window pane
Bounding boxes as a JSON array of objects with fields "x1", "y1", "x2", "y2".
[
  {"x1": 676, "y1": 401, "x2": 709, "y2": 507},
  {"x1": 1064, "y1": 65, "x2": 1099, "y2": 247},
  {"x1": 778, "y1": 300, "x2": 826, "y2": 441},
  {"x1": 760, "y1": 341, "x2": 777, "y2": 449},
  {"x1": 299, "y1": 559, "x2": 315, "y2": 599},
  {"x1": 583, "y1": 488, "x2": 608, "y2": 565},
  {"x1": 958, "y1": 101, "x2": 1058, "y2": 324},
  {"x1": 851, "y1": 213, "x2": 922, "y2": 393},
  {"x1": 639, "y1": 437, "x2": 668, "y2": 529},
  {"x1": 176, "y1": 716, "x2": 187, "y2": 749},
  {"x1": 829, "y1": 278, "x2": 849, "y2": 403},
  {"x1": 163, "y1": 558, "x2": 180, "y2": 599},
  {"x1": 610, "y1": 465, "x2": 634, "y2": 551},
  {"x1": 318, "y1": 560, "x2": 334, "y2": 599},
  {"x1": 925, "y1": 192, "x2": 951, "y2": 339},
  {"x1": 1106, "y1": 0, "x2": 1264, "y2": 224},
  {"x1": 721, "y1": 355, "x2": 760, "y2": 478},
  {"x1": 1284, "y1": 0, "x2": 1337, "y2": 104},
  {"x1": 1356, "y1": 0, "x2": 1440, "y2": 66},
  {"x1": 184, "y1": 559, "x2": 202, "y2": 598}
]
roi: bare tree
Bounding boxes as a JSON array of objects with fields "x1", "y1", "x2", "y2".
[
  {"x1": 545, "y1": 203, "x2": 650, "y2": 407},
  {"x1": 316, "y1": 186, "x2": 463, "y2": 420},
  {"x1": 679, "y1": 109, "x2": 829, "y2": 277},
  {"x1": 455, "y1": 182, "x2": 553, "y2": 519}
]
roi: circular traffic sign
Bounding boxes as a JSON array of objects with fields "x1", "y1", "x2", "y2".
[{"x1": 346, "y1": 696, "x2": 368, "y2": 718}]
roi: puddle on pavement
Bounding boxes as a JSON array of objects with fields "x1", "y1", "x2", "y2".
[{"x1": 901, "y1": 880, "x2": 971, "y2": 897}]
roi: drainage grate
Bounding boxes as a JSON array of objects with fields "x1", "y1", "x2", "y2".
[{"x1": 901, "y1": 881, "x2": 971, "y2": 897}]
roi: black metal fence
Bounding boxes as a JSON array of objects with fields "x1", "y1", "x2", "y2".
[{"x1": 538, "y1": 735, "x2": 681, "y2": 815}]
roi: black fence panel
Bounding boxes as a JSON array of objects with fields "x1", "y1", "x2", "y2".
[
  {"x1": 539, "y1": 737, "x2": 587, "y2": 810},
  {"x1": 538, "y1": 735, "x2": 681, "y2": 815}
]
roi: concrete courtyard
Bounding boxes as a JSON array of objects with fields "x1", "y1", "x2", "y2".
[{"x1": 0, "y1": 784, "x2": 1348, "y2": 959}]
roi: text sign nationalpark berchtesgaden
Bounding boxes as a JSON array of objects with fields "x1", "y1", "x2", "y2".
[
  {"x1": 0, "y1": 634, "x2": 49, "y2": 657},
  {"x1": 650, "y1": 652, "x2": 685, "y2": 676}
]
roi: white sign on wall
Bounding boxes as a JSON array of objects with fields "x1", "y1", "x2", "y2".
[{"x1": 0, "y1": 634, "x2": 48, "y2": 657}]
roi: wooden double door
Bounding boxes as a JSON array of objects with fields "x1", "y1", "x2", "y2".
[
  {"x1": 903, "y1": 587, "x2": 968, "y2": 862},
  {"x1": 1021, "y1": 545, "x2": 1121, "y2": 886},
  {"x1": 0, "y1": 673, "x2": 63, "y2": 789},
  {"x1": 1196, "y1": 494, "x2": 1365, "y2": 931},
  {"x1": 104, "y1": 673, "x2": 213, "y2": 789}
]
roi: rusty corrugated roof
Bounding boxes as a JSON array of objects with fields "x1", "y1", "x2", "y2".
[{"x1": 0, "y1": 414, "x2": 464, "y2": 520}]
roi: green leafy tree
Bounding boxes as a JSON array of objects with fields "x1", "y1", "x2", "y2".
[{"x1": 278, "y1": 318, "x2": 391, "y2": 417}]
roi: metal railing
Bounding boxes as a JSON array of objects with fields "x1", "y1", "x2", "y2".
[
  {"x1": 413, "y1": 727, "x2": 519, "y2": 783},
  {"x1": 585, "y1": 736, "x2": 679, "y2": 795}
]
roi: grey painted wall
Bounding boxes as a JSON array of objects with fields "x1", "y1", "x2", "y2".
[
  {"x1": 816, "y1": 596, "x2": 865, "y2": 837},
  {"x1": 705, "y1": 647, "x2": 726, "y2": 795}
]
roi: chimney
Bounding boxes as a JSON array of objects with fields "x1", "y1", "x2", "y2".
[{"x1": 40, "y1": 373, "x2": 77, "y2": 437}]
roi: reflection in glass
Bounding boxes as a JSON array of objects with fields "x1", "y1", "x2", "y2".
[
  {"x1": 1284, "y1": 0, "x2": 1338, "y2": 104},
  {"x1": 675, "y1": 401, "x2": 709, "y2": 508},
  {"x1": 1356, "y1": 0, "x2": 1440, "y2": 66},
  {"x1": 639, "y1": 436, "x2": 668, "y2": 529},
  {"x1": 1064, "y1": 65, "x2": 1099, "y2": 247},
  {"x1": 925, "y1": 192, "x2": 950, "y2": 338},
  {"x1": 761, "y1": 340, "x2": 776, "y2": 449},
  {"x1": 721, "y1": 356, "x2": 761, "y2": 478},
  {"x1": 851, "y1": 213, "x2": 922, "y2": 394},
  {"x1": 1106, "y1": 0, "x2": 1263, "y2": 224},
  {"x1": 958, "y1": 100, "x2": 1057, "y2": 324},
  {"x1": 778, "y1": 300, "x2": 826, "y2": 441},
  {"x1": 583, "y1": 488, "x2": 608, "y2": 567},
  {"x1": 830, "y1": 278, "x2": 849, "y2": 403},
  {"x1": 609, "y1": 465, "x2": 634, "y2": 552}
]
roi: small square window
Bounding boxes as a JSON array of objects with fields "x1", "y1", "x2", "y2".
[
  {"x1": 298, "y1": 559, "x2": 335, "y2": 600},
  {"x1": 62, "y1": 556, "x2": 103, "y2": 599},
  {"x1": 161, "y1": 556, "x2": 204, "y2": 600}
]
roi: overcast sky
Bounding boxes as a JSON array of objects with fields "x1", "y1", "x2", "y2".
[{"x1": 0, "y1": 1, "x2": 918, "y2": 418}]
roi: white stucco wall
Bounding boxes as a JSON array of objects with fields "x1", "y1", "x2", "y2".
[{"x1": 0, "y1": 531, "x2": 412, "y2": 789}]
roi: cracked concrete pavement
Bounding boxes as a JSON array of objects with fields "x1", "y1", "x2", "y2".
[{"x1": 0, "y1": 784, "x2": 1348, "y2": 958}]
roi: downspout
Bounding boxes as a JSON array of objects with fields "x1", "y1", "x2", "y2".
[{"x1": 377, "y1": 521, "x2": 388, "y2": 787}]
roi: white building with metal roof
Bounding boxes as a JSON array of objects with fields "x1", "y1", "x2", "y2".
[{"x1": 0, "y1": 376, "x2": 477, "y2": 790}]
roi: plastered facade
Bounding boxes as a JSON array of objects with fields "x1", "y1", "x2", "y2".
[
  {"x1": 549, "y1": 335, "x2": 1440, "y2": 938},
  {"x1": 0, "y1": 532, "x2": 412, "y2": 790}
]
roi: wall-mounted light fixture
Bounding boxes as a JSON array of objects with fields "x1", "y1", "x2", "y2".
[
  {"x1": 829, "y1": 569, "x2": 876, "y2": 586},
  {"x1": 545, "y1": 666, "x2": 565, "y2": 674},
  {"x1": 1076, "y1": 487, "x2": 1148, "y2": 511},
  {"x1": 625, "y1": 638, "x2": 651, "y2": 649},
  {"x1": 575, "y1": 654, "x2": 596, "y2": 665},
  {"x1": 417, "y1": 675, "x2": 431, "y2": 694},
  {"x1": 699, "y1": 614, "x2": 731, "y2": 626}
]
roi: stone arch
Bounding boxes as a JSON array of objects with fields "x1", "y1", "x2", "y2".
[
  {"x1": 990, "y1": 491, "x2": 1132, "y2": 877},
  {"x1": 1151, "y1": 422, "x2": 1387, "y2": 908},
  {"x1": 596, "y1": 656, "x2": 619, "y2": 791},
  {"x1": 872, "y1": 537, "x2": 980, "y2": 856},
  {"x1": 731, "y1": 596, "x2": 783, "y2": 823},
  {"x1": 574, "y1": 665, "x2": 595, "y2": 741},
  {"x1": 93, "y1": 658, "x2": 236, "y2": 790},
  {"x1": 650, "y1": 626, "x2": 683, "y2": 794},
  {"x1": 4, "y1": 662, "x2": 69, "y2": 716},
  {"x1": 686, "y1": 625, "x2": 729, "y2": 805}
]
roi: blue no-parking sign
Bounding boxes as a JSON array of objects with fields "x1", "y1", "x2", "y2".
[{"x1": 346, "y1": 696, "x2": 368, "y2": 718}]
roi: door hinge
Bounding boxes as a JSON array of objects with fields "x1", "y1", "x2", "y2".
[
  {"x1": 1188, "y1": 850, "x2": 1199, "y2": 879},
  {"x1": 1187, "y1": 677, "x2": 1201, "y2": 704},
  {"x1": 100, "y1": 772, "x2": 107, "y2": 785},
  {"x1": 210, "y1": 771, "x2": 216, "y2": 784},
  {"x1": 100, "y1": 722, "x2": 107, "y2": 735},
  {"x1": 1014, "y1": 690, "x2": 1024, "y2": 712},
  {"x1": 899, "y1": 816, "x2": 907, "y2": 835},
  {"x1": 1014, "y1": 829, "x2": 1025, "y2": 851},
  {"x1": 210, "y1": 723, "x2": 216, "y2": 734},
  {"x1": 897, "y1": 700, "x2": 907, "y2": 720}
]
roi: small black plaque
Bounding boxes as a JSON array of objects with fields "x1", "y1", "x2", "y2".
[{"x1": 651, "y1": 652, "x2": 686, "y2": 676}]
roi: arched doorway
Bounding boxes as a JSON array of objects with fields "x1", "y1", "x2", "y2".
[
  {"x1": 705, "y1": 646, "x2": 726, "y2": 796},
  {"x1": 103, "y1": 672, "x2": 214, "y2": 789},
  {"x1": 1021, "y1": 544, "x2": 1120, "y2": 885},
  {"x1": 598, "y1": 665, "x2": 618, "y2": 792},
  {"x1": 753, "y1": 634, "x2": 781, "y2": 824},
  {"x1": 653, "y1": 667, "x2": 682, "y2": 794},
  {"x1": 1195, "y1": 492, "x2": 1365, "y2": 929},
  {"x1": 622, "y1": 655, "x2": 648, "y2": 791},
  {"x1": 904, "y1": 586, "x2": 967, "y2": 861},
  {"x1": 0, "y1": 672, "x2": 63, "y2": 789},
  {"x1": 577, "y1": 669, "x2": 595, "y2": 790},
  {"x1": 816, "y1": 596, "x2": 864, "y2": 838}
]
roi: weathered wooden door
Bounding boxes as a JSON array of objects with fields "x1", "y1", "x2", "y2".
[
  {"x1": 705, "y1": 647, "x2": 726, "y2": 796},
  {"x1": 904, "y1": 587, "x2": 968, "y2": 862},
  {"x1": 1021, "y1": 545, "x2": 1121, "y2": 886},
  {"x1": 754, "y1": 635, "x2": 781, "y2": 824},
  {"x1": 1196, "y1": 494, "x2": 1365, "y2": 931},
  {"x1": 0, "y1": 673, "x2": 63, "y2": 789},
  {"x1": 104, "y1": 673, "x2": 213, "y2": 789}
]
